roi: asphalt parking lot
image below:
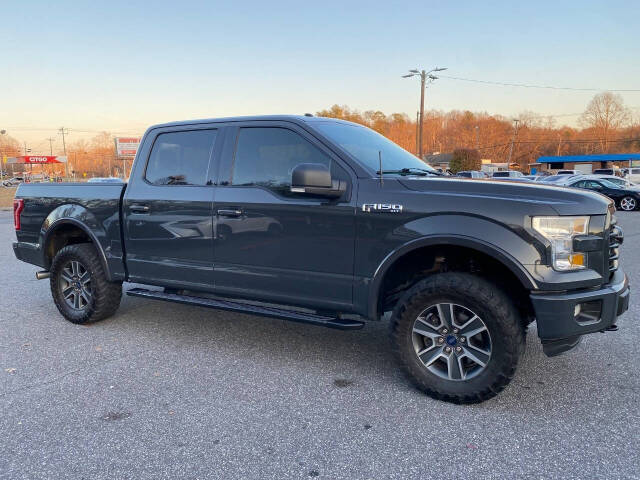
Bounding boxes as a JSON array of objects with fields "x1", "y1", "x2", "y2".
[{"x1": 1, "y1": 210, "x2": 639, "y2": 480}]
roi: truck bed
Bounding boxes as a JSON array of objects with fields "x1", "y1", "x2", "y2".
[{"x1": 13, "y1": 182, "x2": 127, "y2": 280}]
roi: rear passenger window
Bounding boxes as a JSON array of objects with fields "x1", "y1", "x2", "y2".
[
  {"x1": 146, "y1": 130, "x2": 217, "y2": 185},
  {"x1": 231, "y1": 127, "x2": 332, "y2": 193}
]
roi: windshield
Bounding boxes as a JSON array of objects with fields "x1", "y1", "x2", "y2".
[
  {"x1": 314, "y1": 122, "x2": 436, "y2": 174},
  {"x1": 605, "y1": 177, "x2": 626, "y2": 187},
  {"x1": 599, "y1": 179, "x2": 621, "y2": 189}
]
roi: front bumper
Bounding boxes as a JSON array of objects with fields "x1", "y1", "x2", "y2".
[{"x1": 530, "y1": 268, "x2": 630, "y2": 357}]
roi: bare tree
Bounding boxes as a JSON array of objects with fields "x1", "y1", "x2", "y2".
[{"x1": 580, "y1": 92, "x2": 631, "y2": 152}]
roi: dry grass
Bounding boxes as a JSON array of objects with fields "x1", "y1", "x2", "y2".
[{"x1": 0, "y1": 187, "x2": 17, "y2": 208}]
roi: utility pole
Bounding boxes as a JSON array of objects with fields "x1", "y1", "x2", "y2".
[
  {"x1": 0, "y1": 130, "x2": 6, "y2": 179},
  {"x1": 415, "y1": 111, "x2": 419, "y2": 154},
  {"x1": 58, "y1": 127, "x2": 69, "y2": 179},
  {"x1": 403, "y1": 67, "x2": 447, "y2": 159},
  {"x1": 24, "y1": 142, "x2": 32, "y2": 174},
  {"x1": 47, "y1": 137, "x2": 55, "y2": 155},
  {"x1": 475, "y1": 125, "x2": 480, "y2": 151},
  {"x1": 58, "y1": 127, "x2": 69, "y2": 155},
  {"x1": 507, "y1": 119, "x2": 520, "y2": 165},
  {"x1": 419, "y1": 73, "x2": 425, "y2": 158}
]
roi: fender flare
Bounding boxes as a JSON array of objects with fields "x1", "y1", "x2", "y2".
[
  {"x1": 367, "y1": 234, "x2": 538, "y2": 320},
  {"x1": 41, "y1": 217, "x2": 113, "y2": 281}
]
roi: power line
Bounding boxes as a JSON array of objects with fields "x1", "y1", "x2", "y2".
[{"x1": 439, "y1": 75, "x2": 640, "y2": 92}]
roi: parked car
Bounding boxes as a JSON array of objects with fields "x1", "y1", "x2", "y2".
[
  {"x1": 12, "y1": 115, "x2": 629, "y2": 404},
  {"x1": 566, "y1": 177, "x2": 640, "y2": 211},
  {"x1": 624, "y1": 167, "x2": 640, "y2": 183},
  {"x1": 456, "y1": 170, "x2": 484, "y2": 178},
  {"x1": 589, "y1": 174, "x2": 636, "y2": 188},
  {"x1": 2, "y1": 176, "x2": 24, "y2": 187},
  {"x1": 557, "y1": 169, "x2": 580, "y2": 175},
  {"x1": 523, "y1": 175, "x2": 546, "y2": 181},
  {"x1": 593, "y1": 168, "x2": 624, "y2": 177},
  {"x1": 87, "y1": 177, "x2": 125, "y2": 183},
  {"x1": 491, "y1": 170, "x2": 524, "y2": 178},
  {"x1": 538, "y1": 174, "x2": 581, "y2": 184}
]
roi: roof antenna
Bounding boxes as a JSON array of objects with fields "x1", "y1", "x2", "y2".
[{"x1": 378, "y1": 150, "x2": 384, "y2": 187}]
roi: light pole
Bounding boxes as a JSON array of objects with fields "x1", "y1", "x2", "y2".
[{"x1": 403, "y1": 66, "x2": 447, "y2": 159}]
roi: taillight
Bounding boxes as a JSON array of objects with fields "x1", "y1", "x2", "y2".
[{"x1": 13, "y1": 198, "x2": 24, "y2": 231}]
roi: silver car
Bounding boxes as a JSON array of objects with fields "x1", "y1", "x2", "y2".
[
  {"x1": 2, "y1": 176, "x2": 24, "y2": 187},
  {"x1": 589, "y1": 174, "x2": 636, "y2": 188}
]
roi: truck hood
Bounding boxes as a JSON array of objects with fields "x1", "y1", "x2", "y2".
[{"x1": 398, "y1": 177, "x2": 613, "y2": 216}]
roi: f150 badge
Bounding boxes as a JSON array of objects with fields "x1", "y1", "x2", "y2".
[{"x1": 362, "y1": 203, "x2": 403, "y2": 213}]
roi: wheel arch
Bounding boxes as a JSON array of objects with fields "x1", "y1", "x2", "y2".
[
  {"x1": 41, "y1": 217, "x2": 112, "y2": 281},
  {"x1": 368, "y1": 235, "x2": 538, "y2": 321}
]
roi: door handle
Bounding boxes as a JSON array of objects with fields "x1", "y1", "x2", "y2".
[
  {"x1": 129, "y1": 204, "x2": 150, "y2": 213},
  {"x1": 217, "y1": 208, "x2": 243, "y2": 218}
]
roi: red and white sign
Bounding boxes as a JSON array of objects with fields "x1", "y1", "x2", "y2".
[
  {"x1": 7, "y1": 155, "x2": 68, "y2": 164},
  {"x1": 115, "y1": 137, "x2": 141, "y2": 156}
]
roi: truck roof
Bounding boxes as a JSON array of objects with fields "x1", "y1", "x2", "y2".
[{"x1": 148, "y1": 115, "x2": 356, "y2": 131}]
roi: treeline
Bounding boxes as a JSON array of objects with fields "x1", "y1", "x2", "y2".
[{"x1": 317, "y1": 92, "x2": 640, "y2": 170}]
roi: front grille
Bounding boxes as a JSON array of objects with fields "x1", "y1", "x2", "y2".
[{"x1": 608, "y1": 221, "x2": 623, "y2": 278}]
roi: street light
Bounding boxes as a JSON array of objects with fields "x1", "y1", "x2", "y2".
[{"x1": 402, "y1": 67, "x2": 447, "y2": 158}]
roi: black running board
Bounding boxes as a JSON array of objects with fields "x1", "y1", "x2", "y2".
[{"x1": 126, "y1": 288, "x2": 364, "y2": 330}]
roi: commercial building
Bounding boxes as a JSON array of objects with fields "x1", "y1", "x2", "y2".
[{"x1": 533, "y1": 154, "x2": 640, "y2": 174}]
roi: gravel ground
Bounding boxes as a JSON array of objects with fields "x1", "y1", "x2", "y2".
[
  {"x1": 1, "y1": 210, "x2": 638, "y2": 479},
  {"x1": 0, "y1": 187, "x2": 17, "y2": 209}
]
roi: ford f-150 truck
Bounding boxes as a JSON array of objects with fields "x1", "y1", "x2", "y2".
[{"x1": 12, "y1": 115, "x2": 630, "y2": 403}]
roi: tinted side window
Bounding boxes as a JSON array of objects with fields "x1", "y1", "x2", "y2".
[
  {"x1": 232, "y1": 128, "x2": 332, "y2": 192},
  {"x1": 146, "y1": 130, "x2": 217, "y2": 185}
]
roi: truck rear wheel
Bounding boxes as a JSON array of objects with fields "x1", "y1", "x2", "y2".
[
  {"x1": 391, "y1": 272, "x2": 525, "y2": 404},
  {"x1": 50, "y1": 244, "x2": 122, "y2": 324}
]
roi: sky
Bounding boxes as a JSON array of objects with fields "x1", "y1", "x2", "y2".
[{"x1": 1, "y1": 0, "x2": 639, "y2": 153}]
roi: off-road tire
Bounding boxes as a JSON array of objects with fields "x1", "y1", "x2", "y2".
[
  {"x1": 391, "y1": 272, "x2": 525, "y2": 404},
  {"x1": 50, "y1": 243, "x2": 122, "y2": 324}
]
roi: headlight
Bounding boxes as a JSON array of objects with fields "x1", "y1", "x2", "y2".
[{"x1": 532, "y1": 216, "x2": 589, "y2": 271}]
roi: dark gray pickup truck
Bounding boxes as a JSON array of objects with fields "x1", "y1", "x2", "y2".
[{"x1": 12, "y1": 115, "x2": 630, "y2": 403}]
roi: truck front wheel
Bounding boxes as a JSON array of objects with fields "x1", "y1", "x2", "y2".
[
  {"x1": 50, "y1": 244, "x2": 122, "y2": 324},
  {"x1": 391, "y1": 272, "x2": 525, "y2": 403}
]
